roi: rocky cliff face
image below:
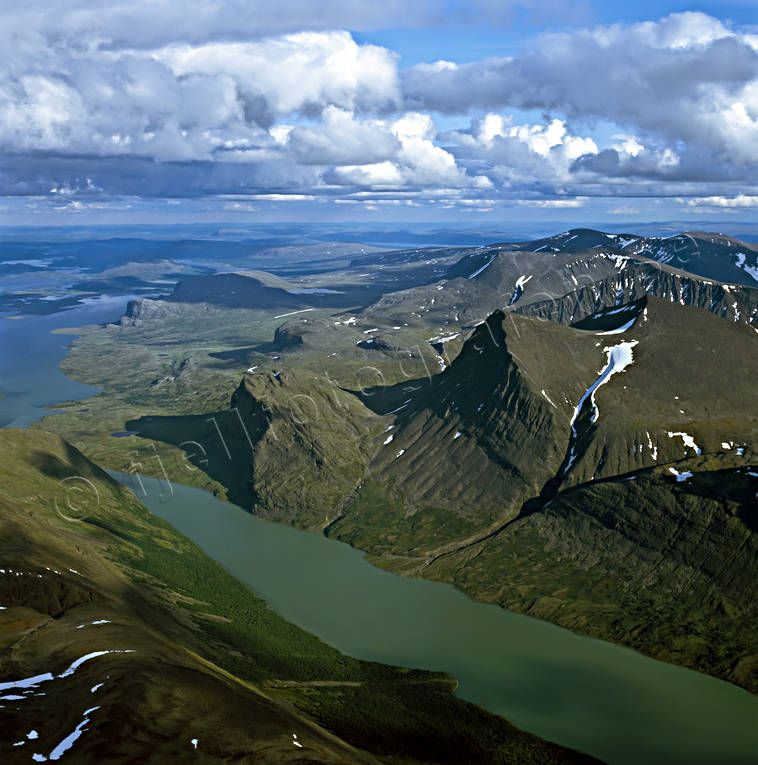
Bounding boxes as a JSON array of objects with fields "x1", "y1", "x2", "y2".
[
  {"x1": 513, "y1": 253, "x2": 758, "y2": 328},
  {"x1": 360, "y1": 245, "x2": 758, "y2": 355},
  {"x1": 83, "y1": 228, "x2": 758, "y2": 695},
  {"x1": 623, "y1": 231, "x2": 758, "y2": 287}
]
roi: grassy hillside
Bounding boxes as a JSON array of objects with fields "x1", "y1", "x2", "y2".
[
  {"x1": 29, "y1": 231, "x2": 758, "y2": 698},
  {"x1": 424, "y1": 465, "x2": 758, "y2": 693},
  {"x1": 325, "y1": 301, "x2": 758, "y2": 690},
  {"x1": 0, "y1": 428, "x2": 594, "y2": 764}
]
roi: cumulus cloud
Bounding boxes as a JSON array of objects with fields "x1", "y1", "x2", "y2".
[
  {"x1": 152, "y1": 32, "x2": 400, "y2": 121},
  {"x1": 284, "y1": 108, "x2": 400, "y2": 166},
  {"x1": 438, "y1": 114, "x2": 598, "y2": 198},
  {"x1": 403, "y1": 12, "x2": 758, "y2": 165},
  {"x1": 0, "y1": 5, "x2": 757, "y2": 210},
  {"x1": 681, "y1": 194, "x2": 758, "y2": 208},
  {"x1": 327, "y1": 111, "x2": 490, "y2": 190},
  {"x1": 0, "y1": 30, "x2": 401, "y2": 163}
]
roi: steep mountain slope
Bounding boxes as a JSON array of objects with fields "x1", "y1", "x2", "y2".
[
  {"x1": 323, "y1": 300, "x2": 758, "y2": 688},
  {"x1": 510, "y1": 228, "x2": 758, "y2": 289},
  {"x1": 344, "y1": 311, "x2": 601, "y2": 537},
  {"x1": 326, "y1": 296, "x2": 756, "y2": 533},
  {"x1": 559, "y1": 297, "x2": 758, "y2": 487},
  {"x1": 364, "y1": 242, "x2": 758, "y2": 336},
  {"x1": 0, "y1": 429, "x2": 594, "y2": 764},
  {"x1": 623, "y1": 231, "x2": 758, "y2": 287},
  {"x1": 424, "y1": 464, "x2": 758, "y2": 693},
  {"x1": 27, "y1": 228, "x2": 758, "y2": 697}
]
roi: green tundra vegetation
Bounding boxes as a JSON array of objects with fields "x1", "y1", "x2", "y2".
[
  {"x1": 32, "y1": 233, "x2": 758, "y2": 696},
  {"x1": 0, "y1": 427, "x2": 595, "y2": 763}
]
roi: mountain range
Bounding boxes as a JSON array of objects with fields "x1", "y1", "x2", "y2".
[{"x1": 16, "y1": 226, "x2": 758, "y2": 759}]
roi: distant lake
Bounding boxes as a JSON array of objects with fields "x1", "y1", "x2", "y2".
[
  {"x1": 0, "y1": 295, "x2": 138, "y2": 428},
  {"x1": 117, "y1": 471, "x2": 758, "y2": 765}
]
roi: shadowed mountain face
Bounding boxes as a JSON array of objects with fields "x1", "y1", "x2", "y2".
[
  {"x1": 180, "y1": 296, "x2": 757, "y2": 691},
  {"x1": 27, "y1": 227, "x2": 758, "y2": 701},
  {"x1": 0, "y1": 430, "x2": 375, "y2": 765},
  {"x1": 0, "y1": 429, "x2": 596, "y2": 765}
]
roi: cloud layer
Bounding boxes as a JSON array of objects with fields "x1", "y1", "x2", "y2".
[{"x1": 1, "y1": 5, "x2": 757, "y2": 215}]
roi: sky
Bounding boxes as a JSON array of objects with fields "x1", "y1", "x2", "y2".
[{"x1": 1, "y1": 0, "x2": 757, "y2": 226}]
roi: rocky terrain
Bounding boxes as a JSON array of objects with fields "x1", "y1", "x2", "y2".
[{"x1": 32, "y1": 228, "x2": 758, "y2": 695}]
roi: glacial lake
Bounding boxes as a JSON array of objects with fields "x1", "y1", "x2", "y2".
[{"x1": 116, "y1": 471, "x2": 758, "y2": 765}]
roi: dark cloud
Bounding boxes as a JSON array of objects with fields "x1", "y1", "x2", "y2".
[
  {"x1": 0, "y1": 154, "x2": 320, "y2": 198},
  {"x1": 1, "y1": 6, "x2": 756, "y2": 210}
]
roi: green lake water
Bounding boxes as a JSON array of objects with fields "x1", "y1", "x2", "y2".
[{"x1": 115, "y1": 471, "x2": 758, "y2": 765}]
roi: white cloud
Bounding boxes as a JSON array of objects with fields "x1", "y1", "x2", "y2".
[
  {"x1": 153, "y1": 32, "x2": 400, "y2": 118},
  {"x1": 516, "y1": 198, "x2": 586, "y2": 208},
  {"x1": 335, "y1": 161, "x2": 405, "y2": 187},
  {"x1": 403, "y1": 12, "x2": 758, "y2": 166},
  {"x1": 0, "y1": 5, "x2": 756, "y2": 209},
  {"x1": 611, "y1": 135, "x2": 645, "y2": 157},
  {"x1": 441, "y1": 114, "x2": 598, "y2": 195},
  {"x1": 681, "y1": 194, "x2": 758, "y2": 208},
  {"x1": 285, "y1": 107, "x2": 399, "y2": 165},
  {"x1": 328, "y1": 111, "x2": 489, "y2": 190},
  {"x1": 508, "y1": 119, "x2": 567, "y2": 157}
]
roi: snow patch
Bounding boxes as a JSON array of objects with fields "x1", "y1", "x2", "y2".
[
  {"x1": 565, "y1": 340, "x2": 639, "y2": 474},
  {"x1": 667, "y1": 431, "x2": 702, "y2": 456},
  {"x1": 668, "y1": 468, "x2": 693, "y2": 483},
  {"x1": 468, "y1": 253, "x2": 497, "y2": 279},
  {"x1": 383, "y1": 400, "x2": 411, "y2": 415},
  {"x1": 75, "y1": 620, "x2": 111, "y2": 630},
  {"x1": 431, "y1": 333, "x2": 460, "y2": 343},
  {"x1": 508, "y1": 274, "x2": 533, "y2": 305}
]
